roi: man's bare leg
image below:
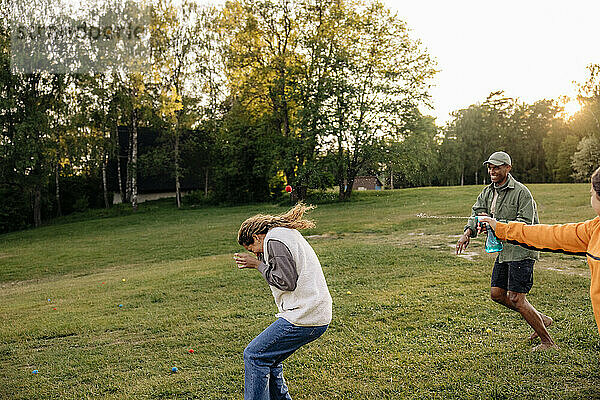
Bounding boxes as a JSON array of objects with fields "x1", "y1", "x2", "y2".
[
  {"x1": 490, "y1": 287, "x2": 557, "y2": 350},
  {"x1": 491, "y1": 287, "x2": 517, "y2": 310},
  {"x1": 508, "y1": 292, "x2": 556, "y2": 350},
  {"x1": 529, "y1": 315, "x2": 553, "y2": 340}
]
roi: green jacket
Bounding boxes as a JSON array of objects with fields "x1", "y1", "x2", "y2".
[{"x1": 465, "y1": 174, "x2": 539, "y2": 262}]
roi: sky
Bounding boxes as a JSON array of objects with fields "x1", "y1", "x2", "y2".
[{"x1": 384, "y1": 0, "x2": 600, "y2": 124}]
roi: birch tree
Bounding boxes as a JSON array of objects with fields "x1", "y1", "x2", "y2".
[{"x1": 151, "y1": 0, "x2": 198, "y2": 208}]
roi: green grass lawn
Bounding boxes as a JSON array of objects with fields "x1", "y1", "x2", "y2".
[{"x1": 1, "y1": 184, "x2": 599, "y2": 399}]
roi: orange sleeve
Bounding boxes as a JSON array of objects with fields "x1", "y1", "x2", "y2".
[{"x1": 494, "y1": 218, "x2": 600, "y2": 255}]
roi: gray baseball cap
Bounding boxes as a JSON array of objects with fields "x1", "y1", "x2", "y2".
[{"x1": 483, "y1": 151, "x2": 511, "y2": 166}]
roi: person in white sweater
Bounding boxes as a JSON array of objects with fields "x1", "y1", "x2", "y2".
[{"x1": 234, "y1": 203, "x2": 332, "y2": 400}]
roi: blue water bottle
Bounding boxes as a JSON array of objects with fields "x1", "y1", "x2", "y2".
[{"x1": 475, "y1": 216, "x2": 503, "y2": 253}]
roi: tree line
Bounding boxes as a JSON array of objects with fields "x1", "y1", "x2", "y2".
[
  {"x1": 441, "y1": 72, "x2": 600, "y2": 188},
  {"x1": 1, "y1": 0, "x2": 599, "y2": 234}
]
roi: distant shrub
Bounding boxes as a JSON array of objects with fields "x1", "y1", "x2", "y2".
[
  {"x1": 0, "y1": 184, "x2": 31, "y2": 233},
  {"x1": 183, "y1": 190, "x2": 218, "y2": 207},
  {"x1": 305, "y1": 190, "x2": 340, "y2": 204},
  {"x1": 277, "y1": 189, "x2": 340, "y2": 206},
  {"x1": 73, "y1": 195, "x2": 90, "y2": 212},
  {"x1": 49, "y1": 174, "x2": 104, "y2": 215}
]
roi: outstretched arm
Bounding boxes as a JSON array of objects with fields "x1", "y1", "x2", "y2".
[{"x1": 478, "y1": 216, "x2": 598, "y2": 255}]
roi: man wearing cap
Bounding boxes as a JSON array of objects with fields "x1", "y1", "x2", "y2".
[{"x1": 456, "y1": 151, "x2": 556, "y2": 351}]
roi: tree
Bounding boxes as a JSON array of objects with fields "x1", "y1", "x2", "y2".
[
  {"x1": 211, "y1": 100, "x2": 279, "y2": 203},
  {"x1": 220, "y1": 0, "x2": 303, "y2": 196},
  {"x1": 571, "y1": 64, "x2": 600, "y2": 181},
  {"x1": 576, "y1": 64, "x2": 600, "y2": 136},
  {"x1": 505, "y1": 100, "x2": 559, "y2": 183},
  {"x1": 151, "y1": 0, "x2": 207, "y2": 208},
  {"x1": 542, "y1": 116, "x2": 578, "y2": 183},
  {"x1": 288, "y1": 0, "x2": 339, "y2": 200},
  {"x1": 322, "y1": 0, "x2": 436, "y2": 200},
  {"x1": 195, "y1": 5, "x2": 226, "y2": 197},
  {"x1": 437, "y1": 133, "x2": 464, "y2": 186},
  {"x1": 443, "y1": 92, "x2": 547, "y2": 185},
  {"x1": 384, "y1": 111, "x2": 439, "y2": 188},
  {"x1": 572, "y1": 136, "x2": 600, "y2": 181},
  {"x1": 76, "y1": 72, "x2": 125, "y2": 209},
  {"x1": 114, "y1": 71, "x2": 152, "y2": 212},
  {"x1": 1, "y1": 2, "x2": 77, "y2": 227},
  {"x1": 8, "y1": 73, "x2": 56, "y2": 226}
]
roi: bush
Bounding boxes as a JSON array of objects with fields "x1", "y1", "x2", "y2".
[
  {"x1": 305, "y1": 190, "x2": 340, "y2": 204},
  {"x1": 0, "y1": 184, "x2": 31, "y2": 233},
  {"x1": 183, "y1": 190, "x2": 218, "y2": 207},
  {"x1": 572, "y1": 136, "x2": 600, "y2": 181},
  {"x1": 73, "y1": 195, "x2": 90, "y2": 212},
  {"x1": 49, "y1": 174, "x2": 105, "y2": 215},
  {"x1": 277, "y1": 189, "x2": 340, "y2": 206}
]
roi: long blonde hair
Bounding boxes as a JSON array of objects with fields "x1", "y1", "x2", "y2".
[{"x1": 237, "y1": 203, "x2": 316, "y2": 246}]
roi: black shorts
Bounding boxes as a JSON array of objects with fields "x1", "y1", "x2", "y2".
[{"x1": 490, "y1": 257, "x2": 535, "y2": 294}]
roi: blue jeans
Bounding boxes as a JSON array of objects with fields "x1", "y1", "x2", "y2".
[{"x1": 244, "y1": 318, "x2": 328, "y2": 400}]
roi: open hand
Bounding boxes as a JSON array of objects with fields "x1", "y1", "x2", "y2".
[{"x1": 456, "y1": 229, "x2": 471, "y2": 255}]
